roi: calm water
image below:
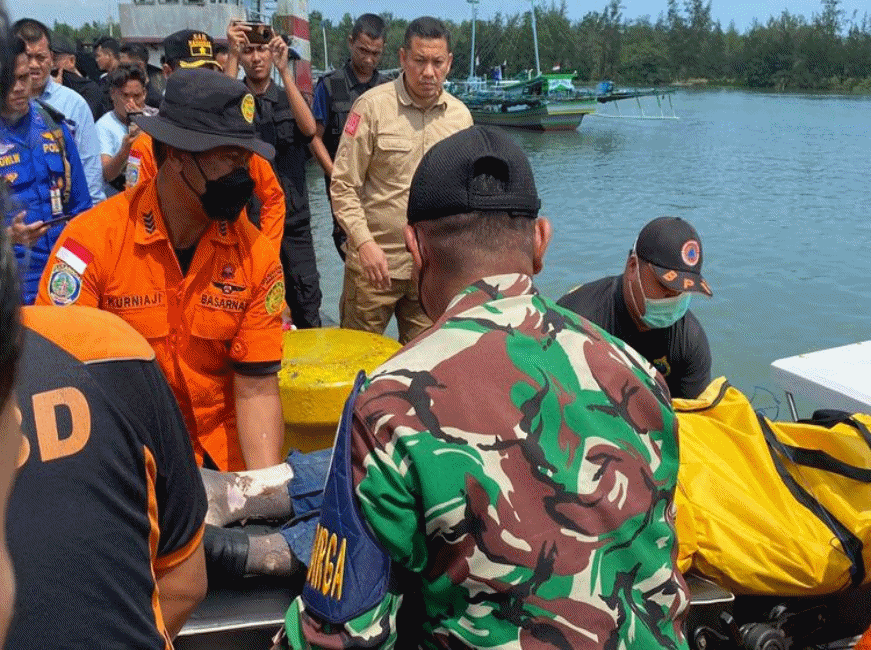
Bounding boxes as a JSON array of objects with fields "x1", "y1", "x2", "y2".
[{"x1": 306, "y1": 89, "x2": 871, "y2": 416}]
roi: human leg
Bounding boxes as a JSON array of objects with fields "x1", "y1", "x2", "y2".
[
  {"x1": 339, "y1": 266, "x2": 397, "y2": 336},
  {"x1": 202, "y1": 449, "x2": 331, "y2": 578},
  {"x1": 280, "y1": 215, "x2": 322, "y2": 329},
  {"x1": 201, "y1": 464, "x2": 294, "y2": 527}
]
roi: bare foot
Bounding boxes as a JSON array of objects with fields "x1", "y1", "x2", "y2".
[
  {"x1": 247, "y1": 532, "x2": 301, "y2": 576},
  {"x1": 201, "y1": 464, "x2": 294, "y2": 527}
]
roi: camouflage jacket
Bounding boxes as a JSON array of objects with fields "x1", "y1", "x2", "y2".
[{"x1": 286, "y1": 274, "x2": 689, "y2": 649}]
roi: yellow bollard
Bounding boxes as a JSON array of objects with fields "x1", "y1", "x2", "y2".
[{"x1": 278, "y1": 328, "x2": 401, "y2": 455}]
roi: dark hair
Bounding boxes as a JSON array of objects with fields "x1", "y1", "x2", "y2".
[
  {"x1": 213, "y1": 42, "x2": 229, "y2": 56},
  {"x1": 1, "y1": 10, "x2": 22, "y2": 406},
  {"x1": 12, "y1": 18, "x2": 51, "y2": 48},
  {"x1": 152, "y1": 138, "x2": 168, "y2": 168},
  {"x1": 95, "y1": 36, "x2": 120, "y2": 58},
  {"x1": 0, "y1": 194, "x2": 22, "y2": 409},
  {"x1": 12, "y1": 36, "x2": 25, "y2": 59},
  {"x1": 403, "y1": 16, "x2": 450, "y2": 51},
  {"x1": 415, "y1": 211, "x2": 534, "y2": 273},
  {"x1": 351, "y1": 14, "x2": 386, "y2": 42},
  {"x1": 119, "y1": 41, "x2": 148, "y2": 64},
  {"x1": 0, "y1": 10, "x2": 11, "y2": 104},
  {"x1": 106, "y1": 63, "x2": 147, "y2": 89}
]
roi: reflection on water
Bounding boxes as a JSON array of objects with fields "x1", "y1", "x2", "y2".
[{"x1": 308, "y1": 89, "x2": 871, "y2": 406}]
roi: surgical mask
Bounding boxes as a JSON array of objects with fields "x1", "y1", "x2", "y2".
[
  {"x1": 184, "y1": 154, "x2": 255, "y2": 223},
  {"x1": 641, "y1": 292, "x2": 692, "y2": 329},
  {"x1": 631, "y1": 253, "x2": 692, "y2": 329}
]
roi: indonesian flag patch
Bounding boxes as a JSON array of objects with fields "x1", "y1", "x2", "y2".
[
  {"x1": 56, "y1": 238, "x2": 93, "y2": 274},
  {"x1": 344, "y1": 111, "x2": 361, "y2": 136}
]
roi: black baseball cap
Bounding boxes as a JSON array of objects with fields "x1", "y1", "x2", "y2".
[
  {"x1": 634, "y1": 216, "x2": 712, "y2": 296},
  {"x1": 132, "y1": 68, "x2": 274, "y2": 160},
  {"x1": 407, "y1": 125, "x2": 541, "y2": 223},
  {"x1": 163, "y1": 30, "x2": 221, "y2": 69},
  {"x1": 50, "y1": 35, "x2": 76, "y2": 56}
]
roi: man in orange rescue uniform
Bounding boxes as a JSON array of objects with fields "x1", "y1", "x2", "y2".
[
  {"x1": 126, "y1": 30, "x2": 286, "y2": 253},
  {"x1": 36, "y1": 68, "x2": 286, "y2": 471}
]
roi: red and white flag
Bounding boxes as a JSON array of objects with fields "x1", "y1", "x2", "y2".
[{"x1": 57, "y1": 238, "x2": 93, "y2": 274}]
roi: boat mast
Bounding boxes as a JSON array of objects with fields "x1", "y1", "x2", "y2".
[
  {"x1": 323, "y1": 23, "x2": 329, "y2": 69},
  {"x1": 529, "y1": 0, "x2": 541, "y2": 77},
  {"x1": 467, "y1": 0, "x2": 479, "y2": 82}
]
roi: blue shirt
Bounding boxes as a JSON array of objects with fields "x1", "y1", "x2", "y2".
[
  {"x1": 311, "y1": 78, "x2": 329, "y2": 124},
  {"x1": 1, "y1": 101, "x2": 92, "y2": 303},
  {"x1": 40, "y1": 78, "x2": 106, "y2": 205}
]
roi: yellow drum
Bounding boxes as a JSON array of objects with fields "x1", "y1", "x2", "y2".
[{"x1": 278, "y1": 328, "x2": 401, "y2": 454}]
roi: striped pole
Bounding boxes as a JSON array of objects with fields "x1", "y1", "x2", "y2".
[{"x1": 274, "y1": 0, "x2": 312, "y2": 99}]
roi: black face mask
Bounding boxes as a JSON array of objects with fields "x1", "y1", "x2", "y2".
[{"x1": 183, "y1": 154, "x2": 255, "y2": 223}]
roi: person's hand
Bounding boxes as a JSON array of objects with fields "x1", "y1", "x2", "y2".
[
  {"x1": 7, "y1": 211, "x2": 48, "y2": 246},
  {"x1": 269, "y1": 35, "x2": 289, "y2": 74},
  {"x1": 357, "y1": 240, "x2": 390, "y2": 290},
  {"x1": 227, "y1": 20, "x2": 250, "y2": 54},
  {"x1": 122, "y1": 122, "x2": 141, "y2": 149}
]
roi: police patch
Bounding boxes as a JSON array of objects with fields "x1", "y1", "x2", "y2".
[
  {"x1": 241, "y1": 94, "x2": 256, "y2": 124},
  {"x1": 48, "y1": 263, "x2": 81, "y2": 306},
  {"x1": 265, "y1": 280, "x2": 284, "y2": 314}
]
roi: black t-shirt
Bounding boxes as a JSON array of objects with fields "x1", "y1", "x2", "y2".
[
  {"x1": 557, "y1": 275, "x2": 712, "y2": 398},
  {"x1": 7, "y1": 306, "x2": 207, "y2": 649},
  {"x1": 251, "y1": 80, "x2": 313, "y2": 227}
]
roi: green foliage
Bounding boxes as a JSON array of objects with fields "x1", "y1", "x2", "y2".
[
  {"x1": 308, "y1": 0, "x2": 871, "y2": 91},
  {"x1": 52, "y1": 20, "x2": 120, "y2": 44},
  {"x1": 84, "y1": 0, "x2": 866, "y2": 92}
]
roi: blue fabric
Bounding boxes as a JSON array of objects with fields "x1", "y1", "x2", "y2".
[
  {"x1": 279, "y1": 514, "x2": 320, "y2": 566},
  {"x1": 301, "y1": 372, "x2": 392, "y2": 624},
  {"x1": 278, "y1": 447, "x2": 332, "y2": 565},
  {"x1": 285, "y1": 447, "x2": 332, "y2": 515},
  {"x1": 1, "y1": 102, "x2": 92, "y2": 303},
  {"x1": 40, "y1": 78, "x2": 106, "y2": 204},
  {"x1": 311, "y1": 78, "x2": 329, "y2": 124}
]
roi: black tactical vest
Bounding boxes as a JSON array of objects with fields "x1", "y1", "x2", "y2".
[{"x1": 322, "y1": 62, "x2": 387, "y2": 158}]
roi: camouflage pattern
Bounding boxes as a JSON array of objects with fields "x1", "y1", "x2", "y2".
[{"x1": 286, "y1": 274, "x2": 689, "y2": 649}]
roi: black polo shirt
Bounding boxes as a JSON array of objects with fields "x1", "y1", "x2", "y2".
[
  {"x1": 7, "y1": 306, "x2": 206, "y2": 649},
  {"x1": 557, "y1": 275, "x2": 712, "y2": 398},
  {"x1": 250, "y1": 80, "x2": 313, "y2": 226}
]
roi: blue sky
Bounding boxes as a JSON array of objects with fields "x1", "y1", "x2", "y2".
[{"x1": 15, "y1": 0, "x2": 867, "y2": 37}]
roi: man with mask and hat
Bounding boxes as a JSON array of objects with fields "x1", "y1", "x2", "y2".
[
  {"x1": 36, "y1": 68, "x2": 287, "y2": 472},
  {"x1": 125, "y1": 29, "x2": 287, "y2": 259},
  {"x1": 558, "y1": 216, "x2": 713, "y2": 398},
  {"x1": 279, "y1": 126, "x2": 689, "y2": 649}
]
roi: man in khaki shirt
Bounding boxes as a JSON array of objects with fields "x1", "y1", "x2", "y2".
[{"x1": 331, "y1": 16, "x2": 473, "y2": 343}]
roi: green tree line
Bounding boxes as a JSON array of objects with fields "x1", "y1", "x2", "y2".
[{"x1": 309, "y1": 0, "x2": 871, "y2": 92}]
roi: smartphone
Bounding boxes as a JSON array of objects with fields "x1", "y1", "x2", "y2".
[
  {"x1": 39, "y1": 213, "x2": 77, "y2": 228},
  {"x1": 243, "y1": 22, "x2": 273, "y2": 44},
  {"x1": 126, "y1": 110, "x2": 143, "y2": 127}
]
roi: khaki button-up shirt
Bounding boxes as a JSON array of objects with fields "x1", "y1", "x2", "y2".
[{"x1": 331, "y1": 74, "x2": 473, "y2": 279}]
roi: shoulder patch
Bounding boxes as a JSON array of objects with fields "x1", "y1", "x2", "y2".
[
  {"x1": 264, "y1": 280, "x2": 284, "y2": 314},
  {"x1": 56, "y1": 238, "x2": 94, "y2": 274},
  {"x1": 48, "y1": 262, "x2": 81, "y2": 306},
  {"x1": 344, "y1": 111, "x2": 361, "y2": 136}
]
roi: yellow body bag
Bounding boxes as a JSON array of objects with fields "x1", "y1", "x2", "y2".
[{"x1": 674, "y1": 377, "x2": 871, "y2": 596}]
